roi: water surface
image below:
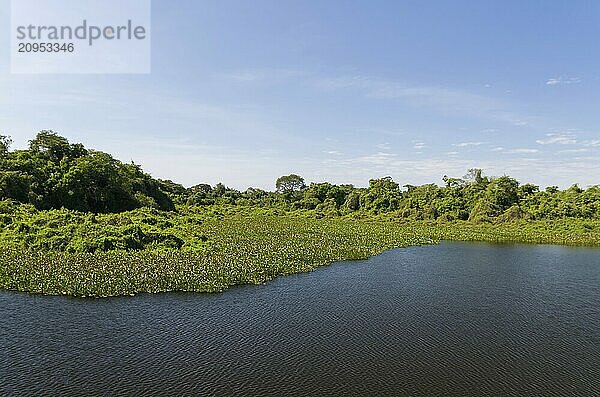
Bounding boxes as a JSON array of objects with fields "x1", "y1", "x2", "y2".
[{"x1": 1, "y1": 242, "x2": 599, "y2": 396}]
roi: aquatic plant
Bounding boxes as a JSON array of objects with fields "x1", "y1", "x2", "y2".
[{"x1": 1, "y1": 209, "x2": 599, "y2": 297}]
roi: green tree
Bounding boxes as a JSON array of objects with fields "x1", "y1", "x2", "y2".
[
  {"x1": 0, "y1": 171, "x2": 32, "y2": 203},
  {"x1": 469, "y1": 175, "x2": 519, "y2": 221},
  {"x1": 0, "y1": 131, "x2": 174, "y2": 212},
  {"x1": 342, "y1": 191, "x2": 361, "y2": 211},
  {"x1": 0, "y1": 135, "x2": 12, "y2": 155},
  {"x1": 53, "y1": 152, "x2": 135, "y2": 212},
  {"x1": 361, "y1": 176, "x2": 402, "y2": 213},
  {"x1": 485, "y1": 176, "x2": 519, "y2": 211},
  {"x1": 276, "y1": 174, "x2": 305, "y2": 194}
]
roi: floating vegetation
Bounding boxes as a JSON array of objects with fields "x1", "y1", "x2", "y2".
[{"x1": 1, "y1": 209, "x2": 599, "y2": 297}]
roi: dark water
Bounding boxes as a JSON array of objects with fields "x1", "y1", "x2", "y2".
[{"x1": 1, "y1": 242, "x2": 599, "y2": 396}]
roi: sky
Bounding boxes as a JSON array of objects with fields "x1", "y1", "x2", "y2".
[{"x1": 1, "y1": 0, "x2": 600, "y2": 190}]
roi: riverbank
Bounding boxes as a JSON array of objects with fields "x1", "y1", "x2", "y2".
[{"x1": 1, "y1": 206, "x2": 599, "y2": 297}]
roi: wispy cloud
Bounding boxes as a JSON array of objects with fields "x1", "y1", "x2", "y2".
[
  {"x1": 558, "y1": 148, "x2": 589, "y2": 154},
  {"x1": 375, "y1": 142, "x2": 392, "y2": 150},
  {"x1": 536, "y1": 132, "x2": 578, "y2": 145},
  {"x1": 490, "y1": 147, "x2": 539, "y2": 154},
  {"x1": 217, "y1": 68, "x2": 305, "y2": 82},
  {"x1": 509, "y1": 148, "x2": 539, "y2": 154},
  {"x1": 215, "y1": 71, "x2": 538, "y2": 133},
  {"x1": 545, "y1": 77, "x2": 581, "y2": 86},
  {"x1": 315, "y1": 75, "x2": 528, "y2": 125},
  {"x1": 452, "y1": 141, "x2": 485, "y2": 147},
  {"x1": 358, "y1": 152, "x2": 397, "y2": 166},
  {"x1": 535, "y1": 132, "x2": 600, "y2": 147},
  {"x1": 584, "y1": 140, "x2": 600, "y2": 147},
  {"x1": 413, "y1": 142, "x2": 426, "y2": 150}
]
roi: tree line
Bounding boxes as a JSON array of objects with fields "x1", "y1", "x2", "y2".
[
  {"x1": 0, "y1": 131, "x2": 174, "y2": 212},
  {"x1": 1, "y1": 131, "x2": 599, "y2": 221}
]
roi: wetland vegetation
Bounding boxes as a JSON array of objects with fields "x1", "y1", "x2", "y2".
[{"x1": 1, "y1": 132, "x2": 599, "y2": 297}]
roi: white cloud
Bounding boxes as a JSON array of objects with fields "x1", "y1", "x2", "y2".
[
  {"x1": 535, "y1": 132, "x2": 600, "y2": 148},
  {"x1": 490, "y1": 147, "x2": 539, "y2": 154},
  {"x1": 558, "y1": 148, "x2": 589, "y2": 154},
  {"x1": 536, "y1": 133, "x2": 578, "y2": 145},
  {"x1": 509, "y1": 148, "x2": 539, "y2": 154},
  {"x1": 358, "y1": 152, "x2": 397, "y2": 166},
  {"x1": 452, "y1": 141, "x2": 485, "y2": 147},
  {"x1": 583, "y1": 140, "x2": 600, "y2": 147},
  {"x1": 375, "y1": 142, "x2": 392, "y2": 150},
  {"x1": 545, "y1": 77, "x2": 581, "y2": 86}
]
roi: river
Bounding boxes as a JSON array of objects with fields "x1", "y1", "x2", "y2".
[{"x1": 1, "y1": 242, "x2": 599, "y2": 396}]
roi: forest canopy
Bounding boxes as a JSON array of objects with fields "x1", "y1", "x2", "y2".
[
  {"x1": 1, "y1": 131, "x2": 599, "y2": 221},
  {"x1": 0, "y1": 131, "x2": 174, "y2": 212}
]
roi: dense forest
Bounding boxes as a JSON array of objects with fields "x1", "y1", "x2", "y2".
[{"x1": 1, "y1": 131, "x2": 598, "y2": 221}]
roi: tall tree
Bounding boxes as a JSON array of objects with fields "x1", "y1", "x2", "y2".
[{"x1": 276, "y1": 174, "x2": 306, "y2": 194}]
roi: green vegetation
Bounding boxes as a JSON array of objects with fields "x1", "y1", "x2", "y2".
[
  {"x1": 0, "y1": 131, "x2": 174, "y2": 213},
  {"x1": 1, "y1": 132, "x2": 599, "y2": 297}
]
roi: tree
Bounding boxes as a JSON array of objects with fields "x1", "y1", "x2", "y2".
[
  {"x1": 213, "y1": 183, "x2": 227, "y2": 197},
  {"x1": 519, "y1": 183, "x2": 539, "y2": 197},
  {"x1": 276, "y1": 174, "x2": 305, "y2": 194},
  {"x1": 53, "y1": 152, "x2": 134, "y2": 212},
  {"x1": 303, "y1": 182, "x2": 353, "y2": 208},
  {"x1": 29, "y1": 130, "x2": 87, "y2": 163},
  {"x1": 190, "y1": 184, "x2": 212, "y2": 195},
  {"x1": 469, "y1": 175, "x2": 520, "y2": 221},
  {"x1": 29, "y1": 130, "x2": 71, "y2": 161},
  {"x1": 465, "y1": 168, "x2": 485, "y2": 184},
  {"x1": 187, "y1": 184, "x2": 214, "y2": 206},
  {"x1": 0, "y1": 131, "x2": 174, "y2": 212},
  {"x1": 342, "y1": 191, "x2": 361, "y2": 211},
  {"x1": 485, "y1": 176, "x2": 519, "y2": 211},
  {"x1": 361, "y1": 177, "x2": 402, "y2": 213},
  {"x1": 0, "y1": 135, "x2": 12, "y2": 155},
  {"x1": 0, "y1": 171, "x2": 32, "y2": 203},
  {"x1": 443, "y1": 175, "x2": 465, "y2": 188}
]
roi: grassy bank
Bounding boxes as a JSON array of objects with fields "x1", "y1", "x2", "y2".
[{"x1": 1, "y1": 206, "x2": 599, "y2": 297}]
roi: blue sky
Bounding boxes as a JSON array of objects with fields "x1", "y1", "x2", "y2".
[{"x1": 1, "y1": 0, "x2": 600, "y2": 189}]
